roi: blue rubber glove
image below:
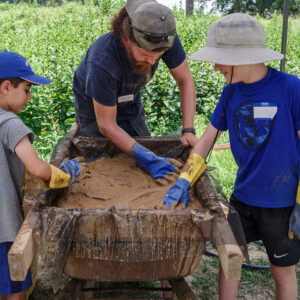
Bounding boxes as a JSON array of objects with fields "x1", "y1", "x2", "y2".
[
  {"x1": 130, "y1": 143, "x2": 176, "y2": 180},
  {"x1": 59, "y1": 159, "x2": 80, "y2": 185},
  {"x1": 163, "y1": 153, "x2": 207, "y2": 207},
  {"x1": 163, "y1": 178, "x2": 190, "y2": 207}
]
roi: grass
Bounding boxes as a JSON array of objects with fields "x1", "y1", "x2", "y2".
[
  {"x1": 191, "y1": 255, "x2": 219, "y2": 299},
  {"x1": 291, "y1": 15, "x2": 300, "y2": 35},
  {"x1": 190, "y1": 244, "x2": 300, "y2": 299}
]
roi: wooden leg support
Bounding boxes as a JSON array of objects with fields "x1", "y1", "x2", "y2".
[{"x1": 169, "y1": 278, "x2": 198, "y2": 300}]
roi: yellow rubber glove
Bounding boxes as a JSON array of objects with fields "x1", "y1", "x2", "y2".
[
  {"x1": 24, "y1": 165, "x2": 72, "y2": 209},
  {"x1": 180, "y1": 153, "x2": 208, "y2": 186},
  {"x1": 49, "y1": 165, "x2": 70, "y2": 189},
  {"x1": 163, "y1": 153, "x2": 207, "y2": 207}
]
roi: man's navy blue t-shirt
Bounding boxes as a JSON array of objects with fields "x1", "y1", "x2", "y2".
[{"x1": 73, "y1": 32, "x2": 186, "y2": 124}]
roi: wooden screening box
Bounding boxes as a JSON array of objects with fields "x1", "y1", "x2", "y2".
[{"x1": 8, "y1": 128, "x2": 244, "y2": 292}]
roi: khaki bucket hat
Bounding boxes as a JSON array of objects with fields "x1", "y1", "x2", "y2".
[
  {"x1": 126, "y1": 0, "x2": 176, "y2": 51},
  {"x1": 190, "y1": 13, "x2": 284, "y2": 65}
]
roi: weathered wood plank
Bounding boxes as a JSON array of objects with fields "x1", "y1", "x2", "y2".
[
  {"x1": 8, "y1": 210, "x2": 40, "y2": 281},
  {"x1": 213, "y1": 217, "x2": 244, "y2": 281},
  {"x1": 37, "y1": 208, "x2": 81, "y2": 292},
  {"x1": 51, "y1": 124, "x2": 78, "y2": 166},
  {"x1": 195, "y1": 173, "x2": 244, "y2": 281}
]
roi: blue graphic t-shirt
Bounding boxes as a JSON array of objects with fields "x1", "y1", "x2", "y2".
[
  {"x1": 211, "y1": 67, "x2": 300, "y2": 208},
  {"x1": 73, "y1": 32, "x2": 186, "y2": 124}
]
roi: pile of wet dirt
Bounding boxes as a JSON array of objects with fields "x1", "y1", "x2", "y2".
[{"x1": 56, "y1": 155, "x2": 202, "y2": 210}]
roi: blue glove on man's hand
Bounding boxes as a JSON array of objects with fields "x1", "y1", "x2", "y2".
[
  {"x1": 59, "y1": 159, "x2": 81, "y2": 185},
  {"x1": 163, "y1": 178, "x2": 190, "y2": 207},
  {"x1": 130, "y1": 142, "x2": 179, "y2": 180}
]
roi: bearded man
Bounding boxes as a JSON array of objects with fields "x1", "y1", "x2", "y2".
[{"x1": 73, "y1": 0, "x2": 197, "y2": 182}]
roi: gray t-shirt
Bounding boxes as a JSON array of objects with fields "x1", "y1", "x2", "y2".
[{"x1": 0, "y1": 108, "x2": 33, "y2": 243}]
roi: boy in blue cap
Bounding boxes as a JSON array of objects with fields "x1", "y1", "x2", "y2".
[
  {"x1": 0, "y1": 51, "x2": 80, "y2": 300},
  {"x1": 163, "y1": 13, "x2": 300, "y2": 300}
]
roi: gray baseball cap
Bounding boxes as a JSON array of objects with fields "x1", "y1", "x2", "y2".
[
  {"x1": 190, "y1": 13, "x2": 284, "y2": 65},
  {"x1": 126, "y1": 0, "x2": 176, "y2": 51}
]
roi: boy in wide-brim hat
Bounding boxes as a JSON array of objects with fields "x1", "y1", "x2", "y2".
[{"x1": 163, "y1": 13, "x2": 300, "y2": 299}]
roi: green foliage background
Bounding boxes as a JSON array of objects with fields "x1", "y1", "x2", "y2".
[{"x1": 0, "y1": 2, "x2": 299, "y2": 161}]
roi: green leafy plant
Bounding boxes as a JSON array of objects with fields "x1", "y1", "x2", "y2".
[{"x1": 0, "y1": 2, "x2": 299, "y2": 162}]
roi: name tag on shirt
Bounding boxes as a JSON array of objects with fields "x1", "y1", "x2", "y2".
[
  {"x1": 253, "y1": 104, "x2": 277, "y2": 119},
  {"x1": 118, "y1": 94, "x2": 134, "y2": 103}
]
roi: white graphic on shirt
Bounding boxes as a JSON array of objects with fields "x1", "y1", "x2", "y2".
[{"x1": 253, "y1": 106, "x2": 277, "y2": 119}]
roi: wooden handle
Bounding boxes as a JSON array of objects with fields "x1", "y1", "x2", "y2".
[{"x1": 213, "y1": 143, "x2": 230, "y2": 151}]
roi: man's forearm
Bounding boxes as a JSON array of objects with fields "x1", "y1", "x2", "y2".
[
  {"x1": 180, "y1": 80, "x2": 196, "y2": 129},
  {"x1": 99, "y1": 122, "x2": 136, "y2": 155}
]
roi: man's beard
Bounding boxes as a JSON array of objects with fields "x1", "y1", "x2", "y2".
[{"x1": 126, "y1": 45, "x2": 152, "y2": 74}]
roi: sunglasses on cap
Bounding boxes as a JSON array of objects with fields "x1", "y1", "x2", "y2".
[{"x1": 131, "y1": 24, "x2": 176, "y2": 44}]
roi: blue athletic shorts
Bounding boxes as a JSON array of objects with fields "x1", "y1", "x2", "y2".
[
  {"x1": 230, "y1": 195, "x2": 300, "y2": 267},
  {"x1": 0, "y1": 242, "x2": 32, "y2": 295}
]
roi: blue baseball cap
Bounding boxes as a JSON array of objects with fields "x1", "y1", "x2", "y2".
[{"x1": 0, "y1": 51, "x2": 51, "y2": 85}]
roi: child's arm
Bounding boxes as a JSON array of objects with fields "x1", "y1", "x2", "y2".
[
  {"x1": 192, "y1": 123, "x2": 221, "y2": 158},
  {"x1": 15, "y1": 135, "x2": 80, "y2": 189},
  {"x1": 164, "y1": 123, "x2": 221, "y2": 207},
  {"x1": 15, "y1": 135, "x2": 51, "y2": 181}
]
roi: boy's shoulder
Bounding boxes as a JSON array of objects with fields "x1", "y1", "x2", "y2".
[
  {"x1": 270, "y1": 67, "x2": 300, "y2": 86},
  {"x1": 0, "y1": 108, "x2": 30, "y2": 137},
  {"x1": 0, "y1": 108, "x2": 20, "y2": 127},
  {"x1": 0, "y1": 108, "x2": 34, "y2": 144}
]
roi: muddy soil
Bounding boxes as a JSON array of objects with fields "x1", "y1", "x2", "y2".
[{"x1": 56, "y1": 155, "x2": 202, "y2": 210}]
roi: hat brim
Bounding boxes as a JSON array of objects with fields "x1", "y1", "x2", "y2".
[
  {"x1": 189, "y1": 47, "x2": 284, "y2": 65},
  {"x1": 20, "y1": 74, "x2": 51, "y2": 85}
]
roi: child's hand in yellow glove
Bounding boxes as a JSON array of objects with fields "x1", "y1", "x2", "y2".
[{"x1": 49, "y1": 159, "x2": 80, "y2": 189}]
